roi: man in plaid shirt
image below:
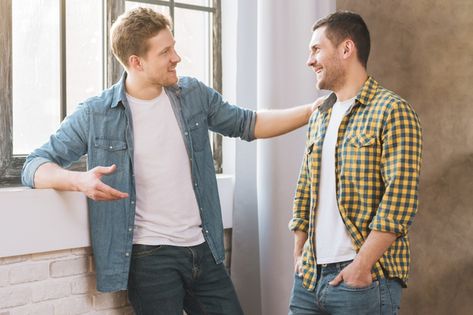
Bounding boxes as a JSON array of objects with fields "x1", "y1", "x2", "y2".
[{"x1": 288, "y1": 11, "x2": 422, "y2": 315}]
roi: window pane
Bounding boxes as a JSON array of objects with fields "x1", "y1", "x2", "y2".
[
  {"x1": 12, "y1": 0, "x2": 60, "y2": 155},
  {"x1": 66, "y1": 0, "x2": 103, "y2": 115},
  {"x1": 125, "y1": 1, "x2": 170, "y2": 16},
  {"x1": 177, "y1": 0, "x2": 211, "y2": 7},
  {"x1": 175, "y1": 8, "x2": 211, "y2": 86}
]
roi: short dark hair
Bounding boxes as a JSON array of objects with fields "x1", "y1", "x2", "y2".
[{"x1": 312, "y1": 11, "x2": 370, "y2": 68}]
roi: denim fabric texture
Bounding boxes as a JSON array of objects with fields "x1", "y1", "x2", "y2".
[
  {"x1": 128, "y1": 243, "x2": 244, "y2": 315},
  {"x1": 22, "y1": 73, "x2": 256, "y2": 292},
  {"x1": 289, "y1": 260, "x2": 402, "y2": 315}
]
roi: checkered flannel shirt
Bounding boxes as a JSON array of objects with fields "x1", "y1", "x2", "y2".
[{"x1": 289, "y1": 77, "x2": 422, "y2": 291}]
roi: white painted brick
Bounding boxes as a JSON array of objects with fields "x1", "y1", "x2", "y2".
[
  {"x1": 71, "y1": 247, "x2": 92, "y2": 257},
  {"x1": 31, "y1": 279, "x2": 71, "y2": 302},
  {"x1": 0, "y1": 256, "x2": 30, "y2": 266},
  {"x1": 122, "y1": 306, "x2": 135, "y2": 315},
  {"x1": 93, "y1": 291, "x2": 128, "y2": 310},
  {"x1": 9, "y1": 263, "x2": 49, "y2": 284},
  {"x1": 89, "y1": 257, "x2": 95, "y2": 273},
  {"x1": 86, "y1": 307, "x2": 134, "y2": 315},
  {"x1": 54, "y1": 295, "x2": 93, "y2": 315},
  {"x1": 8, "y1": 302, "x2": 54, "y2": 315},
  {"x1": 31, "y1": 249, "x2": 71, "y2": 261},
  {"x1": 0, "y1": 268, "x2": 9, "y2": 287},
  {"x1": 71, "y1": 275, "x2": 95, "y2": 295},
  {"x1": 50, "y1": 257, "x2": 89, "y2": 278},
  {"x1": 0, "y1": 286, "x2": 31, "y2": 309}
]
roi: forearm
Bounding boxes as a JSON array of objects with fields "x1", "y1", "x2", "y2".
[
  {"x1": 353, "y1": 230, "x2": 397, "y2": 272},
  {"x1": 294, "y1": 230, "x2": 308, "y2": 256},
  {"x1": 254, "y1": 104, "x2": 312, "y2": 139},
  {"x1": 34, "y1": 162, "x2": 81, "y2": 191}
]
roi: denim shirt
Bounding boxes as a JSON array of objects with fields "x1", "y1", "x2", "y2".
[{"x1": 22, "y1": 73, "x2": 256, "y2": 292}]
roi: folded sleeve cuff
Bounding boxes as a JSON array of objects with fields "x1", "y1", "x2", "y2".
[
  {"x1": 369, "y1": 216, "x2": 407, "y2": 237},
  {"x1": 243, "y1": 110, "x2": 257, "y2": 142},
  {"x1": 21, "y1": 157, "x2": 53, "y2": 188},
  {"x1": 288, "y1": 218, "x2": 309, "y2": 232}
]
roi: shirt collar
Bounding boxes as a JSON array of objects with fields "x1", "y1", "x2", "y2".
[
  {"x1": 319, "y1": 76, "x2": 379, "y2": 113},
  {"x1": 110, "y1": 72, "x2": 183, "y2": 109},
  {"x1": 110, "y1": 72, "x2": 127, "y2": 108}
]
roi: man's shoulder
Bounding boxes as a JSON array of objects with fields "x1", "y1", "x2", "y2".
[
  {"x1": 177, "y1": 76, "x2": 212, "y2": 96},
  {"x1": 372, "y1": 84, "x2": 415, "y2": 114},
  {"x1": 80, "y1": 85, "x2": 119, "y2": 112}
]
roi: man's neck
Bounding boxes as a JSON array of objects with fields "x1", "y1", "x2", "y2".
[
  {"x1": 125, "y1": 74, "x2": 163, "y2": 101},
  {"x1": 334, "y1": 68, "x2": 368, "y2": 102}
]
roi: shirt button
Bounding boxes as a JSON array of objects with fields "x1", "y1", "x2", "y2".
[
  {"x1": 128, "y1": 227, "x2": 133, "y2": 232},
  {"x1": 194, "y1": 183, "x2": 198, "y2": 187},
  {"x1": 184, "y1": 132, "x2": 188, "y2": 136},
  {"x1": 125, "y1": 252, "x2": 130, "y2": 257},
  {"x1": 205, "y1": 230, "x2": 209, "y2": 234},
  {"x1": 196, "y1": 123, "x2": 199, "y2": 126},
  {"x1": 109, "y1": 146, "x2": 113, "y2": 149},
  {"x1": 131, "y1": 200, "x2": 135, "y2": 204}
]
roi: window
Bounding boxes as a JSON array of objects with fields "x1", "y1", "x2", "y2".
[
  {"x1": 0, "y1": 0, "x2": 222, "y2": 186},
  {"x1": 124, "y1": 0, "x2": 223, "y2": 173}
]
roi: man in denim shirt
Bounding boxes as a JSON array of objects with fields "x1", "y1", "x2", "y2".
[{"x1": 22, "y1": 8, "x2": 318, "y2": 315}]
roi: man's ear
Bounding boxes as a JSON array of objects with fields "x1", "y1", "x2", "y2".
[
  {"x1": 341, "y1": 39, "x2": 356, "y2": 60},
  {"x1": 128, "y1": 55, "x2": 143, "y2": 71}
]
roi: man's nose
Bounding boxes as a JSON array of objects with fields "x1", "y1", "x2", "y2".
[
  {"x1": 306, "y1": 54, "x2": 315, "y2": 67},
  {"x1": 172, "y1": 50, "x2": 181, "y2": 63}
]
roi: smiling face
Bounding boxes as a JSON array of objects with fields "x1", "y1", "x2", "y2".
[
  {"x1": 307, "y1": 26, "x2": 346, "y2": 92},
  {"x1": 139, "y1": 28, "x2": 182, "y2": 88}
]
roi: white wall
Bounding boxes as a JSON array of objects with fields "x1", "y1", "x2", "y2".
[
  {"x1": 256, "y1": 1, "x2": 335, "y2": 315},
  {"x1": 224, "y1": 1, "x2": 262, "y2": 315}
]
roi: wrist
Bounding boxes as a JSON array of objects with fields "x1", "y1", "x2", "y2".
[
  {"x1": 70, "y1": 171, "x2": 84, "y2": 192},
  {"x1": 353, "y1": 255, "x2": 373, "y2": 273},
  {"x1": 306, "y1": 103, "x2": 313, "y2": 121}
]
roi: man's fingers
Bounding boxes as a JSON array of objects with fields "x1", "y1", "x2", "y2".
[
  {"x1": 96, "y1": 181, "x2": 129, "y2": 200},
  {"x1": 88, "y1": 191, "x2": 111, "y2": 201},
  {"x1": 94, "y1": 164, "x2": 117, "y2": 176},
  {"x1": 329, "y1": 273, "x2": 343, "y2": 286}
]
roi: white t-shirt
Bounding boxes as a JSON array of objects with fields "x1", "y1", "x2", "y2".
[
  {"x1": 127, "y1": 90, "x2": 205, "y2": 247},
  {"x1": 315, "y1": 97, "x2": 357, "y2": 264}
]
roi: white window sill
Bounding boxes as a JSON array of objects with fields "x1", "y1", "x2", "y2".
[{"x1": 0, "y1": 174, "x2": 234, "y2": 258}]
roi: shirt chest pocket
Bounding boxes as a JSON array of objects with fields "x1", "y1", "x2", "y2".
[
  {"x1": 92, "y1": 138, "x2": 128, "y2": 171},
  {"x1": 343, "y1": 133, "x2": 380, "y2": 174},
  {"x1": 305, "y1": 136, "x2": 322, "y2": 172},
  {"x1": 346, "y1": 133, "x2": 377, "y2": 148},
  {"x1": 188, "y1": 112, "x2": 209, "y2": 152}
]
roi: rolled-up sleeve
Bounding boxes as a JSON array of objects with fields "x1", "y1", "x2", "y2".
[
  {"x1": 369, "y1": 102, "x2": 422, "y2": 236},
  {"x1": 202, "y1": 82, "x2": 256, "y2": 142},
  {"x1": 21, "y1": 103, "x2": 89, "y2": 188}
]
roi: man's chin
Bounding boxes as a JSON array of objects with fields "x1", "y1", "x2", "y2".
[{"x1": 164, "y1": 77, "x2": 179, "y2": 87}]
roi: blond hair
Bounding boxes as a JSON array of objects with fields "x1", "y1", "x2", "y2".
[{"x1": 110, "y1": 7, "x2": 172, "y2": 67}]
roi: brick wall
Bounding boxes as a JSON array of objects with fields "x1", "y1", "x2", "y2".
[{"x1": 0, "y1": 229, "x2": 233, "y2": 314}]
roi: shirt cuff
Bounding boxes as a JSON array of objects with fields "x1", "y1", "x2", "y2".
[
  {"x1": 288, "y1": 218, "x2": 309, "y2": 232},
  {"x1": 369, "y1": 215, "x2": 407, "y2": 237},
  {"x1": 21, "y1": 157, "x2": 53, "y2": 188}
]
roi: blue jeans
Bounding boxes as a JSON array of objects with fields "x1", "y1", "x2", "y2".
[
  {"x1": 289, "y1": 261, "x2": 402, "y2": 315},
  {"x1": 127, "y1": 242, "x2": 244, "y2": 315}
]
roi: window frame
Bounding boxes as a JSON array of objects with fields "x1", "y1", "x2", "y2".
[{"x1": 0, "y1": 0, "x2": 222, "y2": 187}]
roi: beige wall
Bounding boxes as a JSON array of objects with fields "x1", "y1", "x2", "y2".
[{"x1": 336, "y1": 0, "x2": 473, "y2": 314}]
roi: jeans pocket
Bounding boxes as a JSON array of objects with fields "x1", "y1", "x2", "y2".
[
  {"x1": 338, "y1": 280, "x2": 379, "y2": 292},
  {"x1": 132, "y1": 244, "x2": 164, "y2": 259}
]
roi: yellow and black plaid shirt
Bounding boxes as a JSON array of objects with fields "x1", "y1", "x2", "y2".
[{"x1": 289, "y1": 77, "x2": 422, "y2": 291}]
